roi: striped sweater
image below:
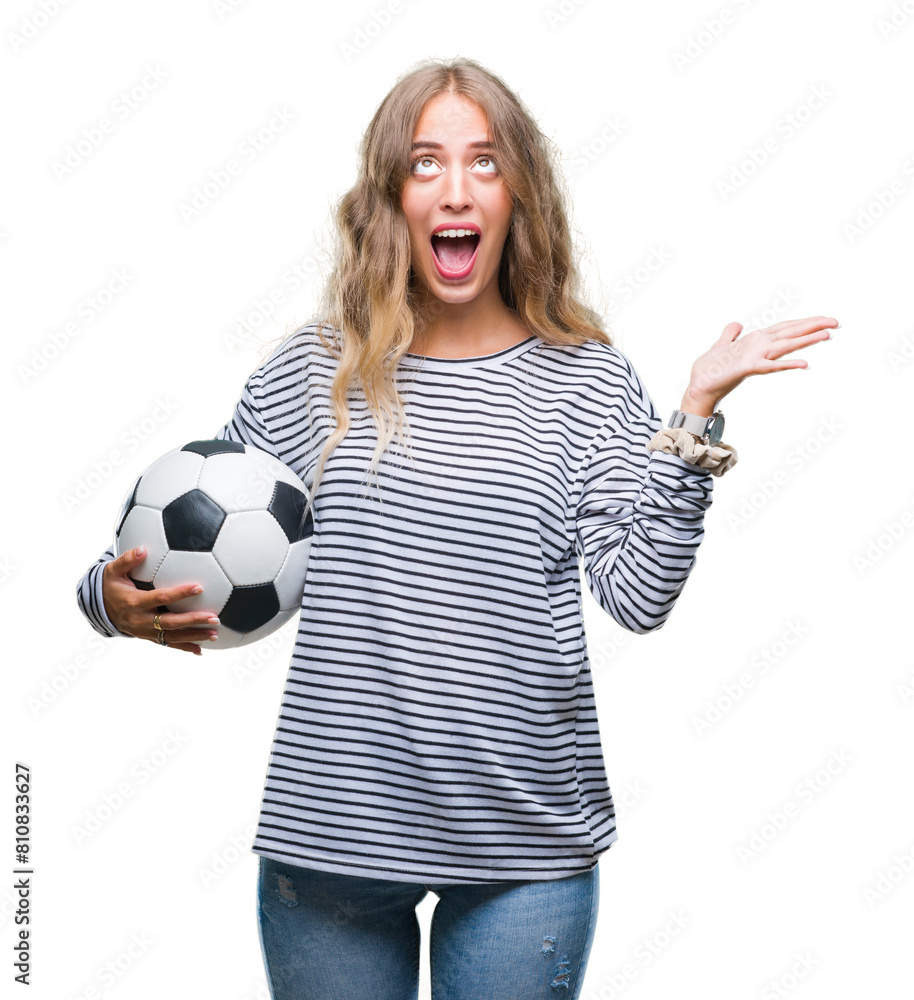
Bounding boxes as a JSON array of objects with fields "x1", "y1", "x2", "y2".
[{"x1": 76, "y1": 322, "x2": 714, "y2": 884}]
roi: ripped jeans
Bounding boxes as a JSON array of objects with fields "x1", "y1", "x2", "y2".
[{"x1": 256, "y1": 855, "x2": 600, "y2": 1000}]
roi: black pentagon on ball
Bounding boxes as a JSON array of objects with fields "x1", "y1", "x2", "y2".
[
  {"x1": 128, "y1": 577, "x2": 156, "y2": 591},
  {"x1": 181, "y1": 439, "x2": 245, "y2": 457},
  {"x1": 162, "y1": 489, "x2": 226, "y2": 551},
  {"x1": 219, "y1": 583, "x2": 280, "y2": 633},
  {"x1": 115, "y1": 477, "x2": 141, "y2": 536},
  {"x1": 268, "y1": 481, "x2": 314, "y2": 543}
]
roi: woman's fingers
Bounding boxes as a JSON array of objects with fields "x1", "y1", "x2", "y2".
[
  {"x1": 155, "y1": 608, "x2": 220, "y2": 629},
  {"x1": 157, "y1": 625, "x2": 218, "y2": 645},
  {"x1": 764, "y1": 316, "x2": 838, "y2": 340},
  {"x1": 106, "y1": 545, "x2": 148, "y2": 578},
  {"x1": 104, "y1": 550, "x2": 220, "y2": 649},
  {"x1": 760, "y1": 355, "x2": 811, "y2": 372},
  {"x1": 151, "y1": 631, "x2": 206, "y2": 656},
  {"x1": 147, "y1": 619, "x2": 218, "y2": 656},
  {"x1": 171, "y1": 642, "x2": 204, "y2": 656},
  {"x1": 144, "y1": 580, "x2": 204, "y2": 609},
  {"x1": 765, "y1": 328, "x2": 832, "y2": 359},
  {"x1": 144, "y1": 597, "x2": 220, "y2": 649},
  {"x1": 138, "y1": 581, "x2": 219, "y2": 627}
]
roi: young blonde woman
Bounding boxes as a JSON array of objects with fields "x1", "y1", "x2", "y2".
[{"x1": 77, "y1": 57, "x2": 837, "y2": 1000}]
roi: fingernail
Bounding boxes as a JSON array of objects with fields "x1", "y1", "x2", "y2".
[
  {"x1": 135, "y1": 546, "x2": 145, "y2": 557},
  {"x1": 192, "y1": 586, "x2": 203, "y2": 594},
  {"x1": 209, "y1": 634, "x2": 219, "y2": 641},
  {"x1": 207, "y1": 617, "x2": 220, "y2": 624}
]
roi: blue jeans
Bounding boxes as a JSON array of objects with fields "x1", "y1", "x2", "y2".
[{"x1": 256, "y1": 855, "x2": 600, "y2": 999}]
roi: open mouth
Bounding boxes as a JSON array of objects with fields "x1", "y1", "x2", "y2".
[{"x1": 430, "y1": 230, "x2": 481, "y2": 274}]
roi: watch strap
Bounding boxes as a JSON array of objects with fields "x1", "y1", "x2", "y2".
[{"x1": 668, "y1": 409, "x2": 711, "y2": 438}]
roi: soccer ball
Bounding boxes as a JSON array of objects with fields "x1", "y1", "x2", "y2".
[{"x1": 113, "y1": 439, "x2": 313, "y2": 649}]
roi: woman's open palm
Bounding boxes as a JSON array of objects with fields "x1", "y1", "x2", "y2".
[{"x1": 687, "y1": 315, "x2": 839, "y2": 407}]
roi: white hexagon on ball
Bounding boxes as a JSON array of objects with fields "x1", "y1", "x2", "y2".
[
  {"x1": 197, "y1": 452, "x2": 276, "y2": 513},
  {"x1": 135, "y1": 450, "x2": 205, "y2": 510},
  {"x1": 154, "y1": 549, "x2": 233, "y2": 616},
  {"x1": 116, "y1": 506, "x2": 169, "y2": 583},
  {"x1": 212, "y1": 510, "x2": 289, "y2": 586}
]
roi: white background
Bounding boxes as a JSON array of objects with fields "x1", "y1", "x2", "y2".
[{"x1": 4, "y1": 0, "x2": 913, "y2": 997}]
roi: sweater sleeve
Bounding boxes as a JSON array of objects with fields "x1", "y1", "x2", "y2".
[
  {"x1": 573, "y1": 353, "x2": 715, "y2": 634},
  {"x1": 74, "y1": 370, "x2": 276, "y2": 639},
  {"x1": 212, "y1": 370, "x2": 280, "y2": 458},
  {"x1": 76, "y1": 544, "x2": 135, "y2": 639}
]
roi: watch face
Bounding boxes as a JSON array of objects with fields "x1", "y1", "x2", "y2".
[{"x1": 708, "y1": 414, "x2": 724, "y2": 445}]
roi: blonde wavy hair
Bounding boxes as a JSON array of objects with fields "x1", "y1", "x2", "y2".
[{"x1": 268, "y1": 56, "x2": 613, "y2": 528}]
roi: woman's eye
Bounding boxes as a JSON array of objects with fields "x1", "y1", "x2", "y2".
[
  {"x1": 411, "y1": 156, "x2": 441, "y2": 176},
  {"x1": 410, "y1": 155, "x2": 498, "y2": 176}
]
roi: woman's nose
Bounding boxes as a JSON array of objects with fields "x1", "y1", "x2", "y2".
[{"x1": 440, "y1": 167, "x2": 473, "y2": 211}]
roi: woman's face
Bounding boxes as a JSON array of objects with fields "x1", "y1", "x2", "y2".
[{"x1": 401, "y1": 91, "x2": 513, "y2": 310}]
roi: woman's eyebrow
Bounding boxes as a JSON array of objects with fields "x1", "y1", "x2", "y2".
[{"x1": 410, "y1": 140, "x2": 495, "y2": 151}]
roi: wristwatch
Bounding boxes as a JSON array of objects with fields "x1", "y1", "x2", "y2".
[{"x1": 668, "y1": 409, "x2": 725, "y2": 446}]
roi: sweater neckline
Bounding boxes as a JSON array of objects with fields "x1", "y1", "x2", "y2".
[{"x1": 398, "y1": 334, "x2": 540, "y2": 369}]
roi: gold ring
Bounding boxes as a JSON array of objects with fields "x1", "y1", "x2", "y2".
[
  {"x1": 157, "y1": 630, "x2": 168, "y2": 646},
  {"x1": 153, "y1": 613, "x2": 165, "y2": 632}
]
